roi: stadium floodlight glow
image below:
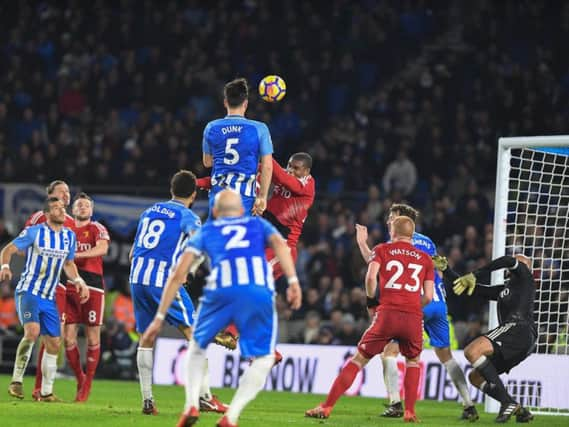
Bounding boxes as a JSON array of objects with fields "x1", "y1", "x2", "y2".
[{"x1": 490, "y1": 136, "x2": 569, "y2": 416}]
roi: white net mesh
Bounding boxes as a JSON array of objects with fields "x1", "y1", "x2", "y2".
[{"x1": 503, "y1": 146, "x2": 569, "y2": 415}]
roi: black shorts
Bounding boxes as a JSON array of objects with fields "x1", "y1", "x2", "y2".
[{"x1": 483, "y1": 322, "x2": 536, "y2": 374}]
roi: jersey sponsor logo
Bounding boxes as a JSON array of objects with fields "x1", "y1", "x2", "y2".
[
  {"x1": 39, "y1": 247, "x2": 69, "y2": 259},
  {"x1": 500, "y1": 288, "x2": 510, "y2": 298},
  {"x1": 78, "y1": 242, "x2": 92, "y2": 251}
]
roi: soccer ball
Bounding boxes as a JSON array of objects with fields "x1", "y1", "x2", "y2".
[{"x1": 258, "y1": 75, "x2": 286, "y2": 102}]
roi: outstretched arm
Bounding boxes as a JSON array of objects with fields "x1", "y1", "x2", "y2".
[
  {"x1": 271, "y1": 159, "x2": 312, "y2": 195},
  {"x1": 355, "y1": 224, "x2": 372, "y2": 262}
]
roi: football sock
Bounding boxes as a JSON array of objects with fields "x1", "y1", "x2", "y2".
[
  {"x1": 41, "y1": 352, "x2": 58, "y2": 396},
  {"x1": 473, "y1": 356, "x2": 514, "y2": 405},
  {"x1": 12, "y1": 338, "x2": 34, "y2": 383},
  {"x1": 34, "y1": 343, "x2": 45, "y2": 390},
  {"x1": 65, "y1": 344, "x2": 84, "y2": 382},
  {"x1": 199, "y1": 358, "x2": 212, "y2": 400},
  {"x1": 225, "y1": 323, "x2": 239, "y2": 337},
  {"x1": 323, "y1": 360, "x2": 360, "y2": 408},
  {"x1": 185, "y1": 340, "x2": 207, "y2": 410},
  {"x1": 383, "y1": 356, "x2": 401, "y2": 404},
  {"x1": 226, "y1": 354, "x2": 275, "y2": 425},
  {"x1": 86, "y1": 344, "x2": 100, "y2": 379},
  {"x1": 444, "y1": 358, "x2": 473, "y2": 407},
  {"x1": 403, "y1": 361, "x2": 420, "y2": 414},
  {"x1": 136, "y1": 347, "x2": 154, "y2": 401}
]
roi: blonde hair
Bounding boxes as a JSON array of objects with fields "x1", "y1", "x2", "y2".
[{"x1": 392, "y1": 216, "x2": 415, "y2": 239}]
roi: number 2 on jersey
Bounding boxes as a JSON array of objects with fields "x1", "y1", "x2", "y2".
[
  {"x1": 137, "y1": 218, "x2": 165, "y2": 249},
  {"x1": 384, "y1": 260, "x2": 423, "y2": 292},
  {"x1": 222, "y1": 225, "x2": 250, "y2": 250},
  {"x1": 224, "y1": 138, "x2": 239, "y2": 165}
]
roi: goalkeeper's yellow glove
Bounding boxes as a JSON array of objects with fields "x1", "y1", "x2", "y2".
[
  {"x1": 453, "y1": 273, "x2": 477, "y2": 296},
  {"x1": 432, "y1": 255, "x2": 448, "y2": 272},
  {"x1": 452, "y1": 273, "x2": 476, "y2": 296}
]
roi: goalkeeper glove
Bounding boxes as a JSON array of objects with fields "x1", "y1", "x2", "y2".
[
  {"x1": 432, "y1": 255, "x2": 448, "y2": 272},
  {"x1": 453, "y1": 272, "x2": 477, "y2": 296}
]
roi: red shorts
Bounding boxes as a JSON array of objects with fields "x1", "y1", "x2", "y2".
[
  {"x1": 55, "y1": 284, "x2": 67, "y2": 323},
  {"x1": 265, "y1": 245, "x2": 298, "y2": 280},
  {"x1": 358, "y1": 309, "x2": 423, "y2": 360},
  {"x1": 65, "y1": 286, "x2": 105, "y2": 326}
]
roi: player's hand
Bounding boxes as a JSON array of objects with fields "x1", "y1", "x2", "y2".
[
  {"x1": 453, "y1": 272, "x2": 476, "y2": 296},
  {"x1": 144, "y1": 318, "x2": 163, "y2": 343},
  {"x1": 287, "y1": 282, "x2": 302, "y2": 310},
  {"x1": 432, "y1": 255, "x2": 448, "y2": 272},
  {"x1": 252, "y1": 197, "x2": 267, "y2": 216},
  {"x1": 0, "y1": 266, "x2": 12, "y2": 282},
  {"x1": 355, "y1": 224, "x2": 368, "y2": 246},
  {"x1": 78, "y1": 283, "x2": 90, "y2": 304}
]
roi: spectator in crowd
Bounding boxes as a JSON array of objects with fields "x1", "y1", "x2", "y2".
[{"x1": 0, "y1": 282, "x2": 18, "y2": 335}]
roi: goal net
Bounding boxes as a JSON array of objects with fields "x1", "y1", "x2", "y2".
[{"x1": 489, "y1": 136, "x2": 569, "y2": 415}]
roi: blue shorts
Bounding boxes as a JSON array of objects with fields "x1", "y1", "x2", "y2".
[
  {"x1": 131, "y1": 284, "x2": 195, "y2": 333},
  {"x1": 423, "y1": 301, "x2": 450, "y2": 348},
  {"x1": 193, "y1": 286, "x2": 276, "y2": 358},
  {"x1": 15, "y1": 292, "x2": 60, "y2": 337},
  {"x1": 208, "y1": 189, "x2": 255, "y2": 221}
]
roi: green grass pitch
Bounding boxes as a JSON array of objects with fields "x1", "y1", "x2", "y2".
[{"x1": 0, "y1": 375, "x2": 567, "y2": 426}]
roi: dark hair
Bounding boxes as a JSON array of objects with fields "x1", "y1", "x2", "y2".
[
  {"x1": 170, "y1": 170, "x2": 197, "y2": 198},
  {"x1": 224, "y1": 78, "x2": 249, "y2": 108},
  {"x1": 73, "y1": 192, "x2": 93, "y2": 207},
  {"x1": 46, "y1": 180, "x2": 67, "y2": 195},
  {"x1": 291, "y1": 152, "x2": 313, "y2": 169},
  {"x1": 389, "y1": 203, "x2": 419, "y2": 222},
  {"x1": 43, "y1": 196, "x2": 61, "y2": 213}
]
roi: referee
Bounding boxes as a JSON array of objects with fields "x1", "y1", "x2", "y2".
[{"x1": 434, "y1": 254, "x2": 536, "y2": 423}]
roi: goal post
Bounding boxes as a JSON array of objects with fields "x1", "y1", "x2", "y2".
[{"x1": 488, "y1": 136, "x2": 569, "y2": 415}]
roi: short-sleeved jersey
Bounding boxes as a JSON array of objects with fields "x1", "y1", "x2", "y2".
[
  {"x1": 26, "y1": 210, "x2": 75, "y2": 228},
  {"x1": 130, "y1": 200, "x2": 201, "y2": 288},
  {"x1": 13, "y1": 224, "x2": 76, "y2": 300},
  {"x1": 264, "y1": 159, "x2": 315, "y2": 248},
  {"x1": 371, "y1": 240, "x2": 435, "y2": 315},
  {"x1": 186, "y1": 216, "x2": 279, "y2": 291},
  {"x1": 73, "y1": 221, "x2": 110, "y2": 289},
  {"x1": 202, "y1": 115, "x2": 273, "y2": 198},
  {"x1": 411, "y1": 231, "x2": 445, "y2": 303}
]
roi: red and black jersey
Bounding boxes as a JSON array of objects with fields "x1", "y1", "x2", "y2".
[
  {"x1": 370, "y1": 241, "x2": 435, "y2": 315},
  {"x1": 71, "y1": 221, "x2": 110, "y2": 289},
  {"x1": 25, "y1": 210, "x2": 75, "y2": 228},
  {"x1": 263, "y1": 158, "x2": 315, "y2": 248}
]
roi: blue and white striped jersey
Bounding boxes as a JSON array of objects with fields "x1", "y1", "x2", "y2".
[
  {"x1": 130, "y1": 200, "x2": 201, "y2": 288},
  {"x1": 202, "y1": 115, "x2": 273, "y2": 198},
  {"x1": 13, "y1": 224, "x2": 76, "y2": 300},
  {"x1": 412, "y1": 231, "x2": 445, "y2": 302},
  {"x1": 186, "y1": 216, "x2": 279, "y2": 291}
]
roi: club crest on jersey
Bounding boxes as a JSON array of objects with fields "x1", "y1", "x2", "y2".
[
  {"x1": 83, "y1": 231, "x2": 90, "y2": 237},
  {"x1": 18, "y1": 229, "x2": 27, "y2": 237}
]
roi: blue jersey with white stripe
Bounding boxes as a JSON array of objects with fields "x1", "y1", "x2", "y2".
[
  {"x1": 13, "y1": 224, "x2": 76, "y2": 300},
  {"x1": 202, "y1": 115, "x2": 273, "y2": 198},
  {"x1": 412, "y1": 231, "x2": 445, "y2": 302},
  {"x1": 186, "y1": 216, "x2": 279, "y2": 291},
  {"x1": 130, "y1": 200, "x2": 201, "y2": 288}
]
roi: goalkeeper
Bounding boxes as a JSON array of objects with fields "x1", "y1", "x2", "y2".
[{"x1": 433, "y1": 254, "x2": 536, "y2": 423}]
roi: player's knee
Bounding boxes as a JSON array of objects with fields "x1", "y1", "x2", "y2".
[
  {"x1": 434, "y1": 346, "x2": 452, "y2": 363},
  {"x1": 86, "y1": 327, "x2": 101, "y2": 347},
  {"x1": 45, "y1": 337, "x2": 61, "y2": 354},
  {"x1": 23, "y1": 324, "x2": 40, "y2": 341},
  {"x1": 464, "y1": 344, "x2": 478, "y2": 362}
]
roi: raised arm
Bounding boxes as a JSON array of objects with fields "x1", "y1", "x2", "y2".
[
  {"x1": 355, "y1": 224, "x2": 372, "y2": 262},
  {"x1": 271, "y1": 158, "x2": 311, "y2": 195}
]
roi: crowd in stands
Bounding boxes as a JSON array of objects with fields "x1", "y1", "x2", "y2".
[{"x1": 1, "y1": 1, "x2": 569, "y2": 354}]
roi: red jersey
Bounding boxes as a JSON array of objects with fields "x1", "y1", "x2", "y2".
[
  {"x1": 196, "y1": 159, "x2": 315, "y2": 248},
  {"x1": 370, "y1": 240, "x2": 434, "y2": 315},
  {"x1": 72, "y1": 221, "x2": 110, "y2": 289},
  {"x1": 263, "y1": 158, "x2": 315, "y2": 248},
  {"x1": 25, "y1": 210, "x2": 75, "y2": 228}
]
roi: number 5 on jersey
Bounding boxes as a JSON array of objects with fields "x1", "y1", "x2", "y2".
[{"x1": 224, "y1": 138, "x2": 239, "y2": 165}]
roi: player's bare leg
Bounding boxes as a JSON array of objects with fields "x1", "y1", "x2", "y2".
[
  {"x1": 435, "y1": 346, "x2": 478, "y2": 421},
  {"x1": 306, "y1": 351, "x2": 369, "y2": 419},
  {"x1": 64, "y1": 323, "x2": 86, "y2": 400},
  {"x1": 464, "y1": 337, "x2": 521, "y2": 423},
  {"x1": 40, "y1": 335, "x2": 62, "y2": 402},
  {"x1": 380, "y1": 341, "x2": 404, "y2": 417},
  {"x1": 76, "y1": 325, "x2": 101, "y2": 402},
  {"x1": 9, "y1": 322, "x2": 38, "y2": 399}
]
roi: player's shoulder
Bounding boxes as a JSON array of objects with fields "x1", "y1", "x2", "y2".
[
  {"x1": 412, "y1": 231, "x2": 436, "y2": 254},
  {"x1": 90, "y1": 220, "x2": 110, "y2": 233},
  {"x1": 26, "y1": 210, "x2": 46, "y2": 225}
]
